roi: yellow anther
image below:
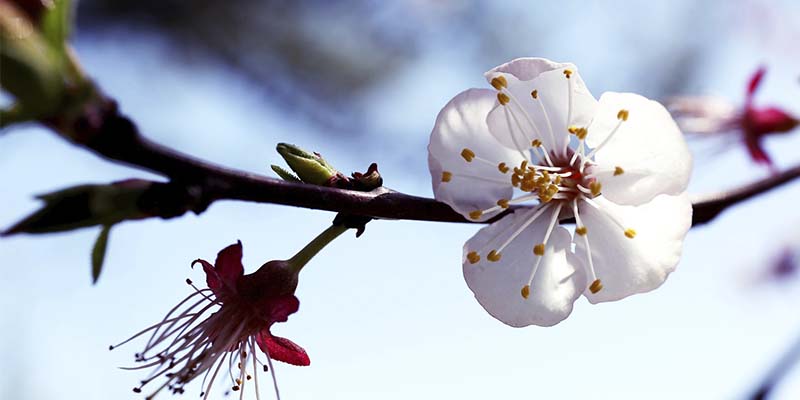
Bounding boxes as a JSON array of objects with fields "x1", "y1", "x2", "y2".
[
  {"x1": 547, "y1": 184, "x2": 559, "y2": 195},
  {"x1": 520, "y1": 180, "x2": 535, "y2": 193},
  {"x1": 554, "y1": 176, "x2": 562, "y2": 185},
  {"x1": 466, "y1": 251, "x2": 480, "y2": 264},
  {"x1": 531, "y1": 89, "x2": 538, "y2": 99},
  {"x1": 617, "y1": 109, "x2": 629, "y2": 121},
  {"x1": 513, "y1": 160, "x2": 528, "y2": 173},
  {"x1": 574, "y1": 127, "x2": 588, "y2": 140},
  {"x1": 589, "y1": 279, "x2": 603, "y2": 294},
  {"x1": 487, "y1": 250, "x2": 502, "y2": 262},
  {"x1": 531, "y1": 139, "x2": 542, "y2": 147},
  {"x1": 490, "y1": 76, "x2": 508, "y2": 90},
  {"x1": 568, "y1": 126, "x2": 578, "y2": 134},
  {"x1": 521, "y1": 285, "x2": 531, "y2": 299},
  {"x1": 498, "y1": 162, "x2": 510, "y2": 174},
  {"x1": 533, "y1": 243, "x2": 545, "y2": 256},
  {"x1": 441, "y1": 171, "x2": 452, "y2": 182},
  {"x1": 461, "y1": 148, "x2": 475, "y2": 162},
  {"x1": 236, "y1": 379, "x2": 242, "y2": 385},
  {"x1": 624, "y1": 228, "x2": 637, "y2": 239},
  {"x1": 468, "y1": 210, "x2": 483, "y2": 220},
  {"x1": 589, "y1": 181, "x2": 602, "y2": 196},
  {"x1": 575, "y1": 226, "x2": 588, "y2": 236},
  {"x1": 614, "y1": 166, "x2": 625, "y2": 176},
  {"x1": 563, "y1": 69, "x2": 573, "y2": 78},
  {"x1": 497, "y1": 199, "x2": 510, "y2": 209},
  {"x1": 497, "y1": 93, "x2": 510, "y2": 105}
]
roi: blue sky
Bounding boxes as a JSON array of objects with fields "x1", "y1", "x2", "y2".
[{"x1": 2, "y1": 1, "x2": 800, "y2": 399}]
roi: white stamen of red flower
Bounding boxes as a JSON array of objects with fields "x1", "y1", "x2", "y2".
[{"x1": 111, "y1": 278, "x2": 280, "y2": 400}]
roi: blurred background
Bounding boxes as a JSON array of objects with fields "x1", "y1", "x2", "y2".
[{"x1": 2, "y1": 0, "x2": 800, "y2": 398}]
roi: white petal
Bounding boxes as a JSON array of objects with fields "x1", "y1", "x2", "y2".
[
  {"x1": 577, "y1": 193, "x2": 692, "y2": 303},
  {"x1": 428, "y1": 89, "x2": 525, "y2": 221},
  {"x1": 485, "y1": 64, "x2": 597, "y2": 156},
  {"x1": 463, "y1": 207, "x2": 587, "y2": 327},
  {"x1": 585, "y1": 92, "x2": 692, "y2": 205},
  {"x1": 484, "y1": 57, "x2": 571, "y2": 82}
]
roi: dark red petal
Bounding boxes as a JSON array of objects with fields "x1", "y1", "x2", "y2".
[
  {"x1": 746, "y1": 107, "x2": 799, "y2": 135},
  {"x1": 213, "y1": 241, "x2": 245, "y2": 292},
  {"x1": 746, "y1": 66, "x2": 766, "y2": 101},
  {"x1": 262, "y1": 295, "x2": 300, "y2": 323},
  {"x1": 192, "y1": 258, "x2": 224, "y2": 296},
  {"x1": 256, "y1": 331, "x2": 310, "y2": 366},
  {"x1": 744, "y1": 134, "x2": 772, "y2": 166}
]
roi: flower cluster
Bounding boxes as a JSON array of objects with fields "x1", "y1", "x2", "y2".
[{"x1": 428, "y1": 58, "x2": 693, "y2": 326}]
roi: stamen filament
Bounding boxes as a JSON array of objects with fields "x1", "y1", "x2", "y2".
[
  {"x1": 495, "y1": 203, "x2": 553, "y2": 254},
  {"x1": 533, "y1": 91, "x2": 558, "y2": 157},
  {"x1": 504, "y1": 104, "x2": 535, "y2": 162},
  {"x1": 251, "y1": 337, "x2": 261, "y2": 400},
  {"x1": 448, "y1": 172, "x2": 512, "y2": 185},
  {"x1": 572, "y1": 199, "x2": 598, "y2": 282},
  {"x1": 500, "y1": 87, "x2": 547, "y2": 148},
  {"x1": 532, "y1": 143, "x2": 555, "y2": 167},
  {"x1": 528, "y1": 164, "x2": 563, "y2": 172},
  {"x1": 262, "y1": 345, "x2": 281, "y2": 400},
  {"x1": 569, "y1": 140, "x2": 585, "y2": 166},
  {"x1": 525, "y1": 203, "x2": 563, "y2": 287},
  {"x1": 581, "y1": 196, "x2": 634, "y2": 236},
  {"x1": 585, "y1": 117, "x2": 625, "y2": 160},
  {"x1": 565, "y1": 73, "x2": 574, "y2": 154},
  {"x1": 476, "y1": 205, "x2": 542, "y2": 255}
]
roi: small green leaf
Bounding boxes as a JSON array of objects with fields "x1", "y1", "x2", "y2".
[
  {"x1": 91, "y1": 224, "x2": 112, "y2": 284},
  {"x1": 271, "y1": 165, "x2": 302, "y2": 182}
]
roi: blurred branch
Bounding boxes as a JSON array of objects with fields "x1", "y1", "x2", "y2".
[
  {"x1": 750, "y1": 328, "x2": 800, "y2": 400},
  {"x1": 690, "y1": 164, "x2": 800, "y2": 226},
  {"x1": 12, "y1": 88, "x2": 800, "y2": 232}
]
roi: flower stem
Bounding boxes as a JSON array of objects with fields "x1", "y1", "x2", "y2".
[{"x1": 287, "y1": 224, "x2": 348, "y2": 273}]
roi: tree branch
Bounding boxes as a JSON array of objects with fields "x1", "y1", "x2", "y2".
[{"x1": 32, "y1": 90, "x2": 800, "y2": 229}]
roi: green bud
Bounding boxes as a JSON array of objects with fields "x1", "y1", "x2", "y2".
[
  {"x1": 270, "y1": 164, "x2": 302, "y2": 182},
  {"x1": 2, "y1": 180, "x2": 152, "y2": 235},
  {"x1": 275, "y1": 143, "x2": 339, "y2": 185}
]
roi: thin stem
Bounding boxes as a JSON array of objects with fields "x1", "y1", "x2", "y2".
[{"x1": 287, "y1": 224, "x2": 348, "y2": 273}]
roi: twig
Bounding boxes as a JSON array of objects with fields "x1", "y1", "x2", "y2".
[
  {"x1": 30, "y1": 89, "x2": 800, "y2": 228},
  {"x1": 749, "y1": 327, "x2": 800, "y2": 400}
]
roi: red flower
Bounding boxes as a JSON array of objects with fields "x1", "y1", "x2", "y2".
[
  {"x1": 195, "y1": 241, "x2": 310, "y2": 367},
  {"x1": 113, "y1": 241, "x2": 308, "y2": 399},
  {"x1": 741, "y1": 67, "x2": 799, "y2": 169},
  {"x1": 668, "y1": 67, "x2": 798, "y2": 172}
]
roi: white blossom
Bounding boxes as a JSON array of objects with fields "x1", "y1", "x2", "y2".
[{"x1": 429, "y1": 58, "x2": 692, "y2": 327}]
